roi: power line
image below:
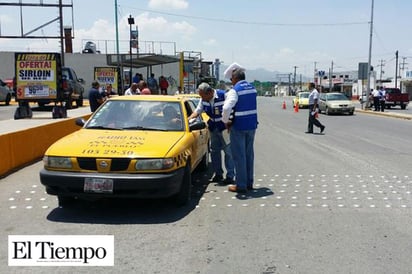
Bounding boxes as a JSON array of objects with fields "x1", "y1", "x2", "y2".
[{"x1": 121, "y1": 6, "x2": 368, "y2": 27}]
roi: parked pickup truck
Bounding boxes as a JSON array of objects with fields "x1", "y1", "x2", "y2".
[{"x1": 383, "y1": 88, "x2": 409, "y2": 109}]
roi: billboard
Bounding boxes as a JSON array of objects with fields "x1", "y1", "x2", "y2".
[
  {"x1": 94, "y1": 67, "x2": 121, "y2": 94},
  {"x1": 15, "y1": 52, "x2": 61, "y2": 101}
]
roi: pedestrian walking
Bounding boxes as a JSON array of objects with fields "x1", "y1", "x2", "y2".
[
  {"x1": 88, "y1": 80, "x2": 105, "y2": 112},
  {"x1": 306, "y1": 82, "x2": 325, "y2": 134},
  {"x1": 222, "y1": 63, "x2": 258, "y2": 193}
]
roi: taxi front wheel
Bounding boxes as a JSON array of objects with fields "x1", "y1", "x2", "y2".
[{"x1": 173, "y1": 163, "x2": 192, "y2": 206}]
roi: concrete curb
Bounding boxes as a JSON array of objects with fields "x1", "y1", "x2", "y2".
[{"x1": 355, "y1": 108, "x2": 412, "y2": 120}]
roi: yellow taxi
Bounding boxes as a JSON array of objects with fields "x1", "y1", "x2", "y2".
[
  {"x1": 40, "y1": 95, "x2": 210, "y2": 206},
  {"x1": 292, "y1": 91, "x2": 310, "y2": 108}
]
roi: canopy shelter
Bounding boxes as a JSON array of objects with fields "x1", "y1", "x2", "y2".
[{"x1": 106, "y1": 53, "x2": 180, "y2": 69}]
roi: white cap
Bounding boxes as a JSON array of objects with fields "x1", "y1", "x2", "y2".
[{"x1": 223, "y1": 62, "x2": 246, "y2": 79}]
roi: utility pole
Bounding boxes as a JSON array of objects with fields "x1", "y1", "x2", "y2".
[
  {"x1": 314, "y1": 61, "x2": 318, "y2": 84},
  {"x1": 58, "y1": 0, "x2": 64, "y2": 65},
  {"x1": 329, "y1": 61, "x2": 334, "y2": 92},
  {"x1": 293, "y1": 66, "x2": 298, "y2": 94},
  {"x1": 400, "y1": 57, "x2": 408, "y2": 78},
  {"x1": 366, "y1": 0, "x2": 374, "y2": 107},
  {"x1": 377, "y1": 59, "x2": 385, "y2": 83},
  {"x1": 395, "y1": 50, "x2": 399, "y2": 88},
  {"x1": 288, "y1": 73, "x2": 291, "y2": 95}
]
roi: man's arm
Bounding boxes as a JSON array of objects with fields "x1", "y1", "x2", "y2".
[
  {"x1": 187, "y1": 100, "x2": 203, "y2": 120},
  {"x1": 222, "y1": 89, "x2": 237, "y2": 124}
]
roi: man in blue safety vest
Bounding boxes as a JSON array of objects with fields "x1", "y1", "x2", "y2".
[
  {"x1": 222, "y1": 63, "x2": 259, "y2": 193},
  {"x1": 188, "y1": 82, "x2": 235, "y2": 184}
]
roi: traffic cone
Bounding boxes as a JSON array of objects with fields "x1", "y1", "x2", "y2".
[
  {"x1": 282, "y1": 100, "x2": 286, "y2": 110},
  {"x1": 294, "y1": 102, "x2": 299, "y2": 113}
]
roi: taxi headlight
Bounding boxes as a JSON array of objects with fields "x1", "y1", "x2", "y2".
[
  {"x1": 43, "y1": 156, "x2": 72, "y2": 169},
  {"x1": 135, "y1": 158, "x2": 175, "y2": 170}
]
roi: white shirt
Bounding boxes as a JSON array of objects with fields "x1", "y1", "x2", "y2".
[
  {"x1": 372, "y1": 89, "x2": 380, "y2": 97},
  {"x1": 124, "y1": 87, "x2": 140, "y2": 95},
  {"x1": 308, "y1": 88, "x2": 319, "y2": 105},
  {"x1": 222, "y1": 88, "x2": 238, "y2": 123}
]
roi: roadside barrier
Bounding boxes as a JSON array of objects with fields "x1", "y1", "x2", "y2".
[{"x1": 0, "y1": 113, "x2": 90, "y2": 178}]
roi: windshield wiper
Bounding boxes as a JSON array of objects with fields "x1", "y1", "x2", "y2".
[
  {"x1": 86, "y1": 126, "x2": 121, "y2": 130},
  {"x1": 122, "y1": 126, "x2": 167, "y2": 131}
]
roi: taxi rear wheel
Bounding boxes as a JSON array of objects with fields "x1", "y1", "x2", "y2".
[{"x1": 173, "y1": 163, "x2": 191, "y2": 206}]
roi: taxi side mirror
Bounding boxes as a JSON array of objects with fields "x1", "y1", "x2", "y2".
[
  {"x1": 75, "y1": 118, "x2": 86, "y2": 127},
  {"x1": 189, "y1": 121, "x2": 206, "y2": 131}
]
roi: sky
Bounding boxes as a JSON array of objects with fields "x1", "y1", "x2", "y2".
[{"x1": 0, "y1": 0, "x2": 411, "y2": 81}]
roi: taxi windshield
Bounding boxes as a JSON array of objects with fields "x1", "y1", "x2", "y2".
[{"x1": 86, "y1": 100, "x2": 184, "y2": 131}]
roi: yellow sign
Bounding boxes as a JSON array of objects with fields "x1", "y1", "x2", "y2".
[
  {"x1": 15, "y1": 53, "x2": 60, "y2": 100},
  {"x1": 94, "y1": 67, "x2": 120, "y2": 94}
]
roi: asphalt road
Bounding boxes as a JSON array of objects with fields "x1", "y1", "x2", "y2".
[{"x1": 1, "y1": 96, "x2": 412, "y2": 273}]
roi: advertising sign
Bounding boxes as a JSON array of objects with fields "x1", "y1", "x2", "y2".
[
  {"x1": 15, "y1": 52, "x2": 61, "y2": 101},
  {"x1": 94, "y1": 67, "x2": 121, "y2": 94}
]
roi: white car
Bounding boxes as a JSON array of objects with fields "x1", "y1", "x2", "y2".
[
  {"x1": 0, "y1": 79, "x2": 12, "y2": 105},
  {"x1": 319, "y1": 92, "x2": 355, "y2": 115}
]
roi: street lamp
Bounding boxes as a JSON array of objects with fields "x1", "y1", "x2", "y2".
[{"x1": 128, "y1": 14, "x2": 135, "y2": 88}]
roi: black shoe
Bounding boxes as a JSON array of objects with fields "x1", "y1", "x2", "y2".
[
  {"x1": 228, "y1": 185, "x2": 247, "y2": 194},
  {"x1": 320, "y1": 126, "x2": 325, "y2": 133},
  {"x1": 210, "y1": 174, "x2": 223, "y2": 182},
  {"x1": 247, "y1": 185, "x2": 254, "y2": 190},
  {"x1": 305, "y1": 131, "x2": 313, "y2": 134},
  {"x1": 221, "y1": 177, "x2": 235, "y2": 185}
]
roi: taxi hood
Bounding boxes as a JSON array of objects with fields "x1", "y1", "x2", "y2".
[{"x1": 45, "y1": 129, "x2": 185, "y2": 158}]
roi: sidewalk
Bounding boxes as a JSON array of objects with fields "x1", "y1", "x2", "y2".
[
  {"x1": 353, "y1": 100, "x2": 412, "y2": 120},
  {"x1": 0, "y1": 104, "x2": 92, "y2": 134}
]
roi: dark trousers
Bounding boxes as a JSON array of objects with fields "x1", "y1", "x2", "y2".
[
  {"x1": 307, "y1": 104, "x2": 323, "y2": 132},
  {"x1": 373, "y1": 97, "x2": 380, "y2": 111},
  {"x1": 379, "y1": 100, "x2": 385, "y2": 112}
]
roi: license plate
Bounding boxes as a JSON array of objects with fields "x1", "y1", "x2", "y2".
[{"x1": 84, "y1": 178, "x2": 113, "y2": 193}]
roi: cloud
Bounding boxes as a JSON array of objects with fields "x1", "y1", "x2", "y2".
[
  {"x1": 148, "y1": 0, "x2": 189, "y2": 10},
  {"x1": 135, "y1": 13, "x2": 196, "y2": 40},
  {"x1": 203, "y1": 39, "x2": 217, "y2": 46}
]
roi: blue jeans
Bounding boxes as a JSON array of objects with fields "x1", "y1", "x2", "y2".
[
  {"x1": 229, "y1": 127, "x2": 256, "y2": 189},
  {"x1": 210, "y1": 128, "x2": 235, "y2": 179}
]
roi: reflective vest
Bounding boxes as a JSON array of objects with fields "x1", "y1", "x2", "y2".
[
  {"x1": 232, "y1": 80, "x2": 258, "y2": 130},
  {"x1": 201, "y1": 89, "x2": 226, "y2": 131}
]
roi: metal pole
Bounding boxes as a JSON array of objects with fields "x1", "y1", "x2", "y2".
[
  {"x1": 293, "y1": 66, "x2": 297, "y2": 94},
  {"x1": 114, "y1": 0, "x2": 119, "y2": 64},
  {"x1": 129, "y1": 19, "x2": 132, "y2": 86},
  {"x1": 114, "y1": 0, "x2": 122, "y2": 93},
  {"x1": 329, "y1": 61, "x2": 334, "y2": 92},
  {"x1": 366, "y1": 0, "x2": 374, "y2": 107},
  {"x1": 128, "y1": 15, "x2": 134, "y2": 87},
  {"x1": 314, "y1": 61, "x2": 317, "y2": 84},
  {"x1": 395, "y1": 50, "x2": 399, "y2": 89},
  {"x1": 59, "y1": 0, "x2": 64, "y2": 65}
]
